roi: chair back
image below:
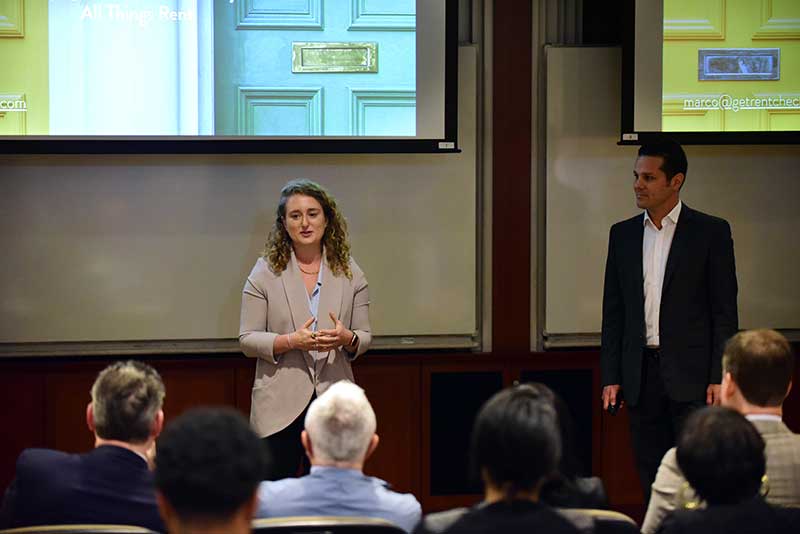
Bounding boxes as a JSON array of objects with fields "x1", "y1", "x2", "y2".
[
  {"x1": 0, "y1": 525, "x2": 158, "y2": 534},
  {"x1": 559, "y1": 508, "x2": 639, "y2": 534},
  {"x1": 252, "y1": 516, "x2": 405, "y2": 534}
]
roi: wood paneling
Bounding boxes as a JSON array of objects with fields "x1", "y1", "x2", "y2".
[
  {"x1": 355, "y1": 361, "x2": 421, "y2": 497},
  {"x1": 492, "y1": 0, "x2": 532, "y2": 354},
  {"x1": 0, "y1": 367, "x2": 44, "y2": 492},
  {"x1": 44, "y1": 365, "x2": 105, "y2": 453},
  {"x1": 156, "y1": 358, "x2": 240, "y2": 421}
]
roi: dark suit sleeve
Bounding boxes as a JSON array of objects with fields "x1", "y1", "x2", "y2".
[
  {"x1": 601, "y1": 225, "x2": 624, "y2": 386},
  {"x1": 708, "y1": 219, "x2": 738, "y2": 384},
  {"x1": 0, "y1": 478, "x2": 19, "y2": 528}
]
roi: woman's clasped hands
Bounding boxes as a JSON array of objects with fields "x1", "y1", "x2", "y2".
[{"x1": 289, "y1": 313, "x2": 351, "y2": 352}]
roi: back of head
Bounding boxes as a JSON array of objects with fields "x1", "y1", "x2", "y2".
[
  {"x1": 471, "y1": 383, "x2": 561, "y2": 496},
  {"x1": 676, "y1": 406, "x2": 765, "y2": 506},
  {"x1": 304, "y1": 381, "x2": 376, "y2": 464},
  {"x1": 723, "y1": 329, "x2": 794, "y2": 407},
  {"x1": 154, "y1": 407, "x2": 267, "y2": 523},
  {"x1": 637, "y1": 137, "x2": 688, "y2": 181},
  {"x1": 90, "y1": 360, "x2": 165, "y2": 443}
]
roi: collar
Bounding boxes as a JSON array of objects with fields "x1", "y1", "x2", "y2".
[
  {"x1": 746, "y1": 414, "x2": 782, "y2": 422},
  {"x1": 95, "y1": 444, "x2": 149, "y2": 466},
  {"x1": 643, "y1": 200, "x2": 682, "y2": 227},
  {"x1": 310, "y1": 465, "x2": 364, "y2": 477}
]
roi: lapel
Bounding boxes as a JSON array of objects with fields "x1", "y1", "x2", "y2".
[
  {"x1": 632, "y1": 214, "x2": 645, "y2": 308},
  {"x1": 662, "y1": 204, "x2": 692, "y2": 296},
  {"x1": 317, "y1": 251, "x2": 344, "y2": 331},
  {"x1": 281, "y1": 252, "x2": 316, "y2": 371},
  {"x1": 282, "y1": 252, "x2": 311, "y2": 333}
]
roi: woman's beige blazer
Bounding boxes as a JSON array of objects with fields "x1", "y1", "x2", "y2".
[{"x1": 239, "y1": 252, "x2": 371, "y2": 437}]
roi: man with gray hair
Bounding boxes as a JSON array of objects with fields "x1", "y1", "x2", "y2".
[
  {"x1": 256, "y1": 381, "x2": 421, "y2": 532},
  {"x1": 0, "y1": 360, "x2": 166, "y2": 531}
]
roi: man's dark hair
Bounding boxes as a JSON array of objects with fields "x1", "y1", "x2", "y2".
[
  {"x1": 154, "y1": 408, "x2": 268, "y2": 522},
  {"x1": 90, "y1": 360, "x2": 165, "y2": 443},
  {"x1": 676, "y1": 406, "x2": 765, "y2": 506},
  {"x1": 638, "y1": 137, "x2": 688, "y2": 182},
  {"x1": 723, "y1": 329, "x2": 794, "y2": 407},
  {"x1": 470, "y1": 383, "x2": 561, "y2": 496}
]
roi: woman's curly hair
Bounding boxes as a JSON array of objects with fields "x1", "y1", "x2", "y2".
[{"x1": 263, "y1": 179, "x2": 352, "y2": 279}]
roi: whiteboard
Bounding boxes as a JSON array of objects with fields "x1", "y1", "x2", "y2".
[
  {"x1": 545, "y1": 47, "x2": 800, "y2": 337},
  {"x1": 0, "y1": 48, "x2": 478, "y2": 350}
]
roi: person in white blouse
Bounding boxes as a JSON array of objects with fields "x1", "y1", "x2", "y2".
[
  {"x1": 239, "y1": 179, "x2": 371, "y2": 480},
  {"x1": 600, "y1": 138, "x2": 738, "y2": 501}
]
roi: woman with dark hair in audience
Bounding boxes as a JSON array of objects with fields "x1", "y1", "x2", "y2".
[
  {"x1": 657, "y1": 406, "x2": 800, "y2": 534},
  {"x1": 414, "y1": 384, "x2": 582, "y2": 534},
  {"x1": 540, "y1": 390, "x2": 609, "y2": 509}
]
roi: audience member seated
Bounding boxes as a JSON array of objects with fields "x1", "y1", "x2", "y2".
[
  {"x1": 155, "y1": 407, "x2": 267, "y2": 534},
  {"x1": 414, "y1": 383, "x2": 582, "y2": 534},
  {"x1": 643, "y1": 329, "x2": 800, "y2": 533},
  {"x1": 0, "y1": 361, "x2": 166, "y2": 531},
  {"x1": 656, "y1": 406, "x2": 800, "y2": 534},
  {"x1": 256, "y1": 381, "x2": 422, "y2": 532},
  {"x1": 540, "y1": 389, "x2": 608, "y2": 509}
]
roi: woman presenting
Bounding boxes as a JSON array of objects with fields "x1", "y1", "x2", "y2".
[{"x1": 239, "y1": 179, "x2": 371, "y2": 479}]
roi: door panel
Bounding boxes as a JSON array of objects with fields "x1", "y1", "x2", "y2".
[
  {"x1": 216, "y1": 0, "x2": 416, "y2": 135},
  {"x1": 663, "y1": 0, "x2": 800, "y2": 131},
  {"x1": 0, "y1": 0, "x2": 48, "y2": 135}
]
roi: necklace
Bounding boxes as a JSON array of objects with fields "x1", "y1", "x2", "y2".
[{"x1": 298, "y1": 264, "x2": 320, "y2": 275}]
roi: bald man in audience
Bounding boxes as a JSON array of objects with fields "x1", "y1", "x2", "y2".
[
  {"x1": 642, "y1": 329, "x2": 800, "y2": 533},
  {"x1": 0, "y1": 361, "x2": 165, "y2": 531},
  {"x1": 256, "y1": 381, "x2": 422, "y2": 532}
]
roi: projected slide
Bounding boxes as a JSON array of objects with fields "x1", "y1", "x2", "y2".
[
  {"x1": 0, "y1": 0, "x2": 427, "y2": 137},
  {"x1": 662, "y1": 0, "x2": 800, "y2": 132}
]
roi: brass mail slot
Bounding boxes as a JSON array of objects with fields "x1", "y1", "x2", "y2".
[{"x1": 292, "y1": 42, "x2": 378, "y2": 73}]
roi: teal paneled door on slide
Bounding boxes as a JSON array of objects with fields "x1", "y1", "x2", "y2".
[{"x1": 214, "y1": 0, "x2": 416, "y2": 136}]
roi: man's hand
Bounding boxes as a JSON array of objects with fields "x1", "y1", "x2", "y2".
[
  {"x1": 706, "y1": 383, "x2": 721, "y2": 405},
  {"x1": 602, "y1": 384, "x2": 623, "y2": 411}
]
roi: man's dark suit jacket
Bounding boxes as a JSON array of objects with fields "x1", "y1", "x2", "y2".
[
  {"x1": 657, "y1": 497, "x2": 800, "y2": 534},
  {"x1": 0, "y1": 445, "x2": 164, "y2": 532},
  {"x1": 601, "y1": 204, "x2": 738, "y2": 406}
]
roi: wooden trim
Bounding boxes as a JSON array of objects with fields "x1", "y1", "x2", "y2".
[{"x1": 492, "y1": 0, "x2": 532, "y2": 354}]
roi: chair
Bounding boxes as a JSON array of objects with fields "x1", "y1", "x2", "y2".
[
  {"x1": 560, "y1": 508, "x2": 639, "y2": 534},
  {"x1": 252, "y1": 516, "x2": 406, "y2": 534},
  {"x1": 0, "y1": 525, "x2": 158, "y2": 534}
]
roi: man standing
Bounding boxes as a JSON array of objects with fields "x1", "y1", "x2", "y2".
[
  {"x1": 256, "y1": 381, "x2": 421, "y2": 532},
  {"x1": 600, "y1": 138, "x2": 738, "y2": 500},
  {"x1": 0, "y1": 360, "x2": 166, "y2": 531}
]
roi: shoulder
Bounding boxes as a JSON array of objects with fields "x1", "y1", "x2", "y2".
[
  {"x1": 610, "y1": 213, "x2": 644, "y2": 236},
  {"x1": 346, "y1": 257, "x2": 368, "y2": 286},
  {"x1": 17, "y1": 448, "x2": 74, "y2": 471},
  {"x1": 682, "y1": 206, "x2": 731, "y2": 231},
  {"x1": 447, "y1": 502, "x2": 580, "y2": 533},
  {"x1": 418, "y1": 508, "x2": 469, "y2": 534},
  {"x1": 257, "y1": 477, "x2": 306, "y2": 500},
  {"x1": 349, "y1": 257, "x2": 365, "y2": 277},
  {"x1": 752, "y1": 420, "x2": 795, "y2": 438},
  {"x1": 370, "y1": 477, "x2": 421, "y2": 512},
  {"x1": 654, "y1": 447, "x2": 685, "y2": 486},
  {"x1": 249, "y1": 257, "x2": 281, "y2": 282},
  {"x1": 661, "y1": 447, "x2": 679, "y2": 467}
]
